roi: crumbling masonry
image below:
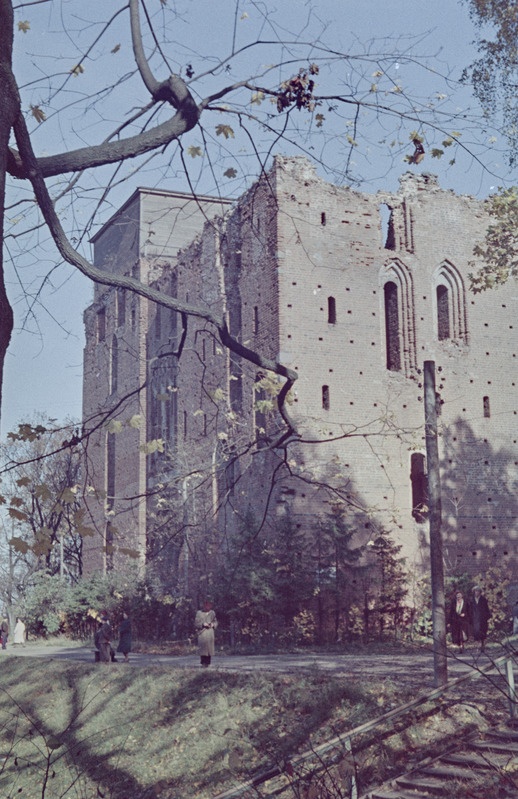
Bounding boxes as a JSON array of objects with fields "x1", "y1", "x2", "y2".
[{"x1": 82, "y1": 156, "x2": 518, "y2": 597}]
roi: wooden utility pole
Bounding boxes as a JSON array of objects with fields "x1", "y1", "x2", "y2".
[{"x1": 424, "y1": 360, "x2": 448, "y2": 686}]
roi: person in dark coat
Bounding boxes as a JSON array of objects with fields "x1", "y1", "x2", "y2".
[
  {"x1": 470, "y1": 586, "x2": 491, "y2": 651},
  {"x1": 96, "y1": 614, "x2": 113, "y2": 664},
  {"x1": 449, "y1": 590, "x2": 471, "y2": 653},
  {"x1": 0, "y1": 618, "x2": 8, "y2": 650},
  {"x1": 116, "y1": 612, "x2": 132, "y2": 663}
]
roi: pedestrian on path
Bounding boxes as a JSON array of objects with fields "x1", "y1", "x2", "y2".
[
  {"x1": 470, "y1": 586, "x2": 491, "y2": 652},
  {"x1": 195, "y1": 600, "x2": 217, "y2": 667},
  {"x1": 13, "y1": 618, "x2": 26, "y2": 646},
  {"x1": 1, "y1": 617, "x2": 9, "y2": 650},
  {"x1": 449, "y1": 590, "x2": 470, "y2": 653},
  {"x1": 96, "y1": 614, "x2": 113, "y2": 664}
]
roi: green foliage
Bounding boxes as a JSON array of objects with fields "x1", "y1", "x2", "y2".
[
  {"x1": 462, "y1": 0, "x2": 518, "y2": 164},
  {"x1": 471, "y1": 565, "x2": 511, "y2": 635},
  {"x1": 368, "y1": 529, "x2": 409, "y2": 639},
  {"x1": 216, "y1": 510, "x2": 315, "y2": 646},
  {"x1": 470, "y1": 186, "x2": 518, "y2": 291},
  {"x1": 21, "y1": 570, "x2": 182, "y2": 641}
]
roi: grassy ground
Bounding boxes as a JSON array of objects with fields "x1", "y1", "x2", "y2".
[
  {"x1": 0, "y1": 657, "x2": 392, "y2": 799},
  {"x1": 0, "y1": 651, "x2": 509, "y2": 799}
]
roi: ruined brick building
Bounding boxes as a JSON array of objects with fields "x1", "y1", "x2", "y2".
[{"x1": 82, "y1": 156, "x2": 518, "y2": 601}]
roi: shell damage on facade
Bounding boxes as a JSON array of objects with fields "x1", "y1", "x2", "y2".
[{"x1": 82, "y1": 156, "x2": 518, "y2": 593}]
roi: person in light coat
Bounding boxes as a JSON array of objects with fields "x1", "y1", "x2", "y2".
[
  {"x1": 195, "y1": 600, "x2": 218, "y2": 667},
  {"x1": 13, "y1": 618, "x2": 26, "y2": 646}
]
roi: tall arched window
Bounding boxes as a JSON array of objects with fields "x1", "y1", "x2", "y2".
[
  {"x1": 436, "y1": 285, "x2": 450, "y2": 340},
  {"x1": 380, "y1": 259, "x2": 416, "y2": 374},
  {"x1": 434, "y1": 261, "x2": 468, "y2": 343},
  {"x1": 384, "y1": 281, "x2": 401, "y2": 371}
]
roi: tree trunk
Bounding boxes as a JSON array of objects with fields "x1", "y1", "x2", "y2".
[{"x1": 0, "y1": 1, "x2": 17, "y2": 426}]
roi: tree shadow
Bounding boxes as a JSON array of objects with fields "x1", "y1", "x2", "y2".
[{"x1": 438, "y1": 417, "x2": 518, "y2": 578}]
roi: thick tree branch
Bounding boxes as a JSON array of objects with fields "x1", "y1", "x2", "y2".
[
  {"x1": 7, "y1": 0, "x2": 200, "y2": 180},
  {"x1": 11, "y1": 110, "x2": 298, "y2": 414}
]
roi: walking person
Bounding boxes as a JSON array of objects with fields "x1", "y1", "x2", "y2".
[
  {"x1": 96, "y1": 613, "x2": 113, "y2": 664},
  {"x1": 1, "y1": 617, "x2": 9, "y2": 650},
  {"x1": 449, "y1": 590, "x2": 471, "y2": 653},
  {"x1": 470, "y1": 586, "x2": 491, "y2": 652},
  {"x1": 13, "y1": 618, "x2": 26, "y2": 646},
  {"x1": 195, "y1": 600, "x2": 218, "y2": 667},
  {"x1": 116, "y1": 612, "x2": 132, "y2": 663}
]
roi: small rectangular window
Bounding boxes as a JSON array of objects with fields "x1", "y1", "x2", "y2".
[
  {"x1": 483, "y1": 396, "x2": 490, "y2": 418},
  {"x1": 322, "y1": 385, "x2": 330, "y2": 410},
  {"x1": 328, "y1": 296, "x2": 336, "y2": 324}
]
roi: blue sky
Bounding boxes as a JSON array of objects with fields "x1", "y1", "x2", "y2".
[{"x1": 2, "y1": 0, "x2": 515, "y2": 436}]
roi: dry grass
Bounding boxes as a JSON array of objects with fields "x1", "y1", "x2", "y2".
[{"x1": 0, "y1": 658, "x2": 385, "y2": 799}]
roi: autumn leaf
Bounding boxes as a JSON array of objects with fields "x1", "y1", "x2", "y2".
[
  {"x1": 140, "y1": 439, "x2": 165, "y2": 454},
  {"x1": 250, "y1": 91, "x2": 264, "y2": 106},
  {"x1": 9, "y1": 537, "x2": 30, "y2": 555},
  {"x1": 129, "y1": 414, "x2": 142, "y2": 428},
  {"x1": 60, "y1": 487, "x2": 78, "y2": 505},
  {"x1": 70, "y1": 64, "x2": 84, "y2": 77},
  {"x1": 18, "y1": 20, "x2": 30, "y2": 33},
  {"x1": 224, "y1": 168, "x2": 237, "y2": 179},
  {"x1": 9, "y1": 508, "x2": 27, "y2": 522},
  {"x1": 16, "y1": 476, "x2": 31, "y2": 487},
  {"x1": 315, "y1": 113, "x2": 325, "y2": 127},
  {"x1": 431, "y1": 148, "x2": 444, "y2": 158},
  {"x1": 216, "y1": 124, "x2": 235, "y2": 139},
  {"x1": 106, "y1": 420, "x2": 123, "y2": 434},
  {"x1": 111, "y1": 44, "x2": 121, "y2": 54},
  {"x1": 30, "y1": 105, "x2": 46, "y2": 123},
  {"x1": 187, "y1": 145, "x2": 202, "y2": 158}
]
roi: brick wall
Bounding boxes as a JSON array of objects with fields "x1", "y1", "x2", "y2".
[{"x1": 82, "y1": 159, "x2": 518, "y2": 592}]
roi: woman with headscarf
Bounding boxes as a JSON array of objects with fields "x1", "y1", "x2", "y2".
[
  {"x1": 449, "y1": 590, "x2": 471, "y2": 653},
  {"x1": 195, "y1": 600, "x2": 218, "y2": 667}
]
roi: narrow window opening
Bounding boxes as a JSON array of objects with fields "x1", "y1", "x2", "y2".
[
  {"x1": 379, "y1": 204, "x2": 395, "y2": 250},
  {"x1": 110, "y1": 336, "x2": 118, "y2": 394},
  {"x1": 97, "y1": 308, "x2": 106, "y2": 343},
  {"x1": 117, "y1": 289, "x2": 126, "y2": 327},
  {"x1": 321, "y1": 211, "x2": 327, "y2": 226},
  {"x1": 437, "y1": 285, "x2": 450, "y2": 340},
  {"x1": 410, "y1": 453, "x2": 428, "y2": 523},
  {"x1": 253, "y1": 305, "x2": 259, "y2": 334},
  {"x1": 327, "y1": 296, "x2": 336, "y2": 324},
  {"x1": 384, "y1": 281, "x2": 401, "y2": 371},
  {"x1": 322, "y1": 385, "x2": 330, "y2": 410},
  {"x1": 483, "y1": 396, "x2": 490, "y2": 418}
]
